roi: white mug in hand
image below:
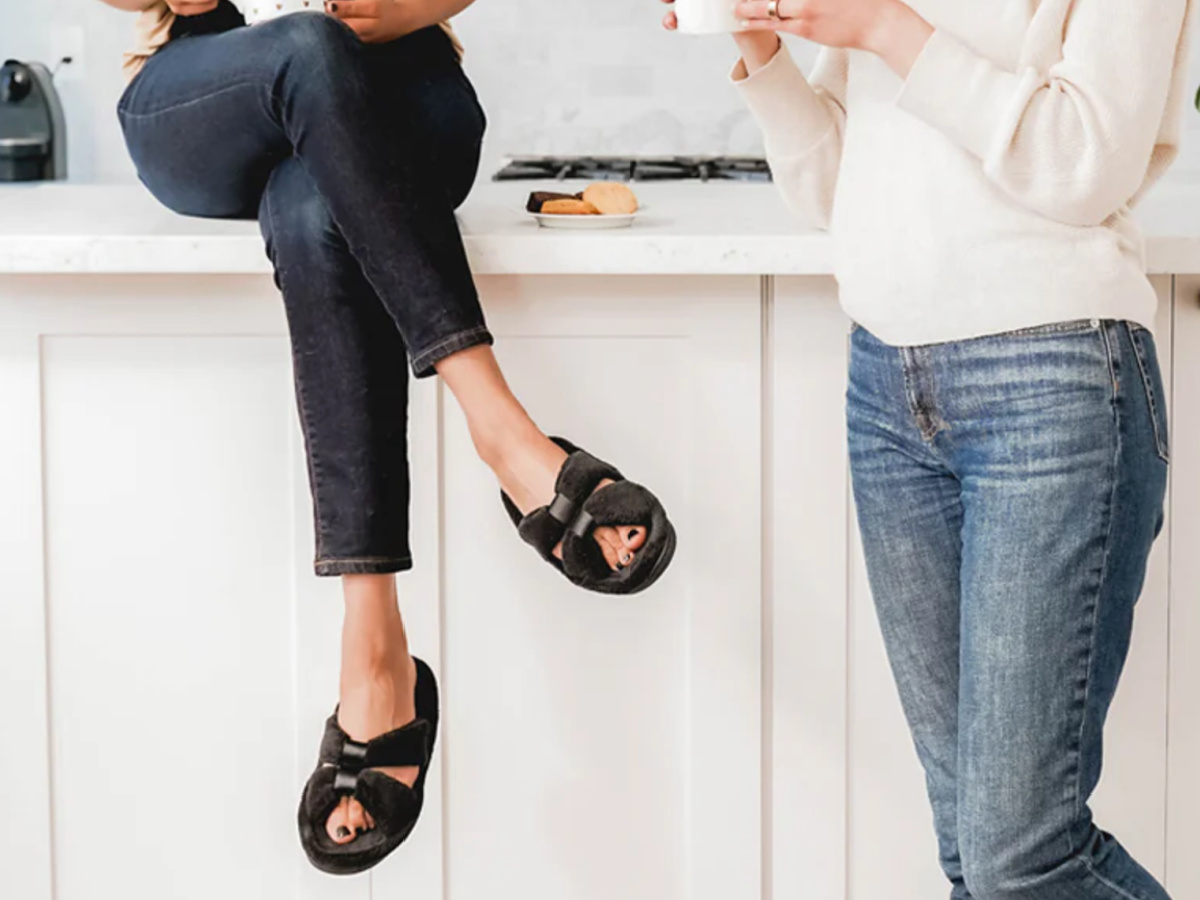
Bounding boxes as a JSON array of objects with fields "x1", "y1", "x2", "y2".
[
  {"x1": 241, "y1": 0, "x2": 319, "y2": 25},
  {"x1": 674, "y1": 0, "x2": 740, "y2": 34}
]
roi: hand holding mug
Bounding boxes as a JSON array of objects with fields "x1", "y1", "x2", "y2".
[{"x1": 735, "y1": 0, "x2": 932, "y2": 73}]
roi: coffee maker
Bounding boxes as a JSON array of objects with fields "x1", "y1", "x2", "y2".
[{"x1": 0, "y1": 60, "x2": 67, "y2": 182}]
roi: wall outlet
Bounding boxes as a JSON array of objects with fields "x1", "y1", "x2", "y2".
[{"x1": 49, "y1": 25, "x2": 86, "y2": 85}]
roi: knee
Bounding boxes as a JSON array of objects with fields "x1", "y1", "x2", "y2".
[
  {"x1": 262, "y1": 12, "x2": 363, "y2": 79},
  {"x1": 960, "y1": 836, "x2": 1072, "y2": 900},
  {"x1": 260, "y1": 161, "x2": 338, "y2": 262},
  {"x1": 961, "y1": 855, "x2": 1026, "y2": 900}
]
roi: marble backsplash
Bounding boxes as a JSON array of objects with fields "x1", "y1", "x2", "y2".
[{"x1": 2, "y1": 0, "x2": 1198, "y2": 187}]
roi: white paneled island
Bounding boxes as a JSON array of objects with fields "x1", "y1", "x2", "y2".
[{"x1": 2, "y1": 181, "x2": 1199, "y2": 900}]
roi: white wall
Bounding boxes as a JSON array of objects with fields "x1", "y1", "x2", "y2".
[
  {"x1": 2, "y1": 2, "x2": 1199, "y2": 186},
  {"x1": 1, "y1": 0, "x2": 786, "y2": 183}
]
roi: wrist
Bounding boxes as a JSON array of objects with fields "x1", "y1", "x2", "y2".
[
  {"x1": 864, "y1": 0, "x2": 933, "y2": 77},
  {"x1": 733, "y1": 31, "x2": 782, "y2": 75}
]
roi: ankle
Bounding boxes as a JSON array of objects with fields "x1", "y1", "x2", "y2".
[
  {"x1": 470, "y1": 413, "x2": 542, "y2": 472},
  {"x1": 341, "y1": 575, "x2": 410, "y2": 669}
]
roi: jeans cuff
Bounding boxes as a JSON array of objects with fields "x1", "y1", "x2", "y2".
[
  {"x1": 410, "y1": 325, "x2": 495, "y2": 378},
  {"x1": 314, "y1": 555, "x2": 414, "y2": 577}
]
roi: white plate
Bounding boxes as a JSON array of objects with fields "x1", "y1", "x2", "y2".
[{"x1": 530, "y1": 210, "x2": 640, "y2": 230}]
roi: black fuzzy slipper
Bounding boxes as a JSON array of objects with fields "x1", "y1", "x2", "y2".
[
  {"x1": 298, "y1": 658, "x2": 439, "y2": 876},
  {"x1": 501, "y1": 437, "x2": 676, "y2": 595}
]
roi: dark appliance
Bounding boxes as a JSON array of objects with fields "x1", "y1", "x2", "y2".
[
  {"x1": 0, "y1": 60, "x2": 67, "y2": 182},
  {"x1": 493, "y1": 156, "x2": 772, "y2": 183}
]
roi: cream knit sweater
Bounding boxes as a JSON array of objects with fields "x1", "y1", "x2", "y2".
[{"x1": 735, "y1": 0, "x2": 1194, "y2": 344}]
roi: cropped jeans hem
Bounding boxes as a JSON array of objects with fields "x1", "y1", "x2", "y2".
[
  {"x1": 314, "y1": 555, "x2": 415, "y2": 577},
  {"x1": 411, "y1": 324, "x2": 495, "y2": 377}
]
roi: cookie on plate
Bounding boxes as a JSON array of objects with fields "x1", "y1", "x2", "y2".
[
  {"x1": 582, "y1": 182, "x2": 639, "y2": 215},
  {"x1": 527, "y1": 191, "x2": 583, "y2": 213},
  {"x1": 541, "y1": 198, "x2": 601, "y2": 215}
]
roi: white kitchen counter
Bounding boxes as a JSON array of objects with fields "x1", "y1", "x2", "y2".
[
  {"x1": 5, "y1": 180, "x2": 1200, "y2": 276},
  {"x1": 5, "y1": 174, "x2": 1200, "y2": 900}
]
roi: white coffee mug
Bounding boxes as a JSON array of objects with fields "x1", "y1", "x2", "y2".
[
  {"x1": 240, "y1": 0, "x2": 319, "y2": 26},
  {"x1": 674, "y1": 0, "x2": 741, "y2": 34}
]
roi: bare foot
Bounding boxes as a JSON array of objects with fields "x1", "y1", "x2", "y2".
[
  {"x1": 326, "y1": 580, "x2": 420, "y2": 845},
  {"x1": 434, "y1": 346, "x2": 646, "y2": 571},
  {"x1": 490, "y1": 429, "x2": 647, "y2": 570}
]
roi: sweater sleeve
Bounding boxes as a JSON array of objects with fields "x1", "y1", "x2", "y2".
[
  {"x1": 895, "y1": 0, "x2": 1190, "y2": 227},
  {"x1": 733, "y1": 43, "x2": 848, "y2": 230}
]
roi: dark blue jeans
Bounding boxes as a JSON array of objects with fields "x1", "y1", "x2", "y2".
[
  {"x1": 848, "y1": 318, "x2": 1170, "y2": 900},
  {"x1": 118, "y1": 8, "x2": 489, "y2": 575}
]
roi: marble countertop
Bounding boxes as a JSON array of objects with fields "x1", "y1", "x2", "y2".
[{"x1": 2, "y1": 180, "x2": 1200, "y2": 275}]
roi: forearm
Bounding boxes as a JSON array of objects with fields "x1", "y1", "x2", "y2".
[
  {"x1": 888, "y1": 0, "x2": 1188, "y2": 224},
  {"x1": 864, "y1": 0, "x2": 932, "y2": 78},
  {"x1": 734, "y1": 32, "x2": 781, "y2": 75},
  {"x1": 733, "y1": 44, "x2": 848, "y2": 229},
  {"x1": 96, "y1": 0, "x2": 160, "y2": 11}
]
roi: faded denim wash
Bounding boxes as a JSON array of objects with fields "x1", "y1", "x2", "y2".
[{"x1": 847, "y1": 318, "x2": 1170, "y2": 900}]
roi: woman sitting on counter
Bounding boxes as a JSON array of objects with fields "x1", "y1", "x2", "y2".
[
  {"x1": 98, "y1": 0, "x2": 677, "y2": 876},
  {"x1": 663, "y1": 0, "x2": 1190, "y2": 898}
]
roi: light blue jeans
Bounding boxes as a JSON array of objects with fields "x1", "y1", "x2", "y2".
[{"x1": 847, "y1": 318, "x2": 1170, "y2": 900}]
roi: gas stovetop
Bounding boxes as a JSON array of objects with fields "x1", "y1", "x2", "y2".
[{"x1": 493, "y1": 156, "x2": 772, "y2": 183}]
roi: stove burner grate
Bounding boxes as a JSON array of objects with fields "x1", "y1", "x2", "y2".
[{"x1": 493, "y1": 156, "x2": 772, "y2": 183}]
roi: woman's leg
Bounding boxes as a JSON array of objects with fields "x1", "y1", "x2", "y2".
[
  {"x1": 122, "y1": 15, "x2": 647, "y2": 846},
  {"x1": 850, "y1": 319, "x2": 1170, "y2": 900},
  {"x1": 846, "y1": 324, "x2": 971, "y2": 899},
  {"x1": 119, "y1": 13, "x2": 486, "y2": 373},
  {"x1": 261, "y1": 156, "x2": 414, "y2": 575},
  {"x1": 946, "y1": 321, "x2": 1169, "y2": 900},
  {"x1": 120, "y1": 15, "x2": 646, "y2": 570},
  {"x1": 258, "y1": 156, "x2": 644, "y2": 845}
]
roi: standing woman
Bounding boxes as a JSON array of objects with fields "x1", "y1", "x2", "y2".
[
  {"x1": 100, "y1": 0, "x2": 676, "y2": 876},
  {"x1": 664, "y1": 0, "x2": 1192, "y2": 898}
]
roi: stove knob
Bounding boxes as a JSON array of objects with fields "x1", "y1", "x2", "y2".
[{"x1": 1, "y1": 63, "x2": 33, "y2": 103}]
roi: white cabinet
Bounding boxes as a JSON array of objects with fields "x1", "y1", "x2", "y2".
[
  {"x1": 0, "y1": 273, "x2": 763, "y2": 900},
  {"x1": 0, "y1": 270, "x2": 1192, "y2": 900},
  {"x1": 766, "y1": 276, "x2": 852, "y2": 899},
  {"x1": 1168, "y1": 276, "x2": 1200, "y2": 900},
  {"x1": 440, "y1": 275, "x2": 764, "y2": 900}
]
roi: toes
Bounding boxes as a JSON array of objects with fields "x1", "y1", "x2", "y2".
[
  {"x1": 620, "y1": 525, "x2": 647, "y2": 552},
  {"x1": 345, "y1": 799, "x2": 371, "y2": 837},
  {"x1": 595, "y1": 527, "x2": 632, "y2": 570},
  {"x1": 327, "y1": 797, "x2": 355, "y2": 844}
]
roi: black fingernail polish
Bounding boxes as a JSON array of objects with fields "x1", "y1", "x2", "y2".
[
  {"x1": 337, "y1": 826, "x2": 351, "y2": 838},
  {"x1": 329, "y1": 2, "x2": 336, "y2": 9},
  {"x1": 629, "y1": 528, "x2": 640, "y2": 539}
]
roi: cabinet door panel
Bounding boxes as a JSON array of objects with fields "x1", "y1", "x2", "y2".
[
  {"x1": 1167, "y1": 276, "x2": 1200, "y2": 898},
  {"x1": 442, "y1": 276, "x2": 762, "y2": 900},
  {"x1": 769, "y1": 276, "x2": 853, "y2": 900}
]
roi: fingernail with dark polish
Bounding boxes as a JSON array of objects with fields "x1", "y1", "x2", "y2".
[
  {"x1": 336, "y1": 826, "x2": 351, "y2": 838},
  {"x1": 629, "y1": 528, "x2": 640, "y2": 539}
]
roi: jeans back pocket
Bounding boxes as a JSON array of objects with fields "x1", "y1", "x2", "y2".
[{"x1": 1124, "y1": 322, "x2": 1170, "y2": 463}]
